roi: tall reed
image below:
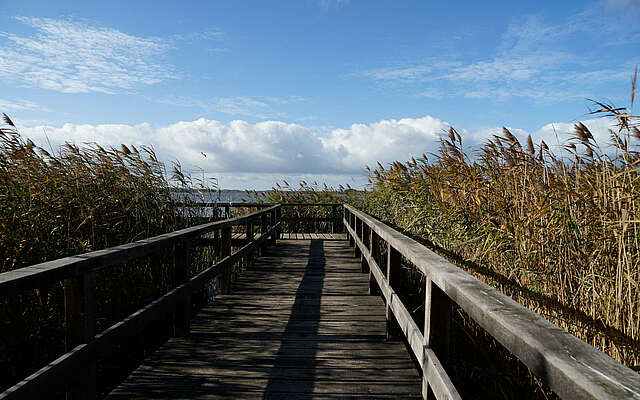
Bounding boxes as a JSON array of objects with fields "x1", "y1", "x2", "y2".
[
  {"x1": 363, "y1": 89, "x2": 640, "y2": 367},
  {"x1": 0, "y1": 115, "x2": 213, "y2": 392}
]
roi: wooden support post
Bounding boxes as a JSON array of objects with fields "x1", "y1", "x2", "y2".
[
  {"x1": 260, "y1": 213, "x2": 267, "y2": 255},
  {"x1": 246, "y1": 219, "x2": 254, "y2": 269},
  {"x1": 361, "y1": 224, "x2": 370, "y2": 273},
  {"x1": 214, "y1": 229, "x2": 221, "y2": 261},
  {"x1": 347, "y1": 209, "x2": 354, "y2": 247},
  {"x1": 64, "y1": 271, "x2": 96, "y2": 400},
  {"x1": 174, "y1": 241, "x2": 191, "y2": 337},
  {"x1": 386, "y1": 243, "x2": 402, "y2": 340},
  {"x1": 423, "y1": 278, "x2": 452, "y2": 399},
  {"x1": 276, "y1": 208, "x2": 282, "y2": 240},
  {"x1": 224, "y1": 205, "x2": 230, "y2": 219},
  {"x1": 271, "y1": 209, "x2": 278, "y2": 243},
  {"x1": 368, "y1": 229, "x2": 379, "y2": 295},
  {"x1": 220, "y1": 227, "x2": 232, "y2": 294},
  {"x1": 331, "y1": 205, "x2": 338, "y2": 233},
  {"x1": 354, "y1": 238, "x2": 361, "y2": 259}
]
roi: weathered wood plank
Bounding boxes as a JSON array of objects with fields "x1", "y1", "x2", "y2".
[
  {"x1": 0, "y1": 206, "x2": 280, "y2": 297},
  {"x1": 344, "y1": 205, "x2": 640, "y2": 400},
  {"x1": 107, "y1": 239, "x2": 421, "y2": 399}
]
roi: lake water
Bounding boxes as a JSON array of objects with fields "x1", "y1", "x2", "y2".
[{"x1": 173, "y1": 190, "x2": 265, "y2": 203}]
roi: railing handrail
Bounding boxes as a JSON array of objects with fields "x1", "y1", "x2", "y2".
[
  {"x1": 343, "y1": 204, "x2": 640, "y2": 400},
  {"x1": 0, "y1": 205, "x2": 280, "y2": 297},
  {"x1": 177, "y1": 202, "x2": 341, "y2": 207},
  {"x1": 0, "y1": 204, "x2": 283, "y2": 399}
]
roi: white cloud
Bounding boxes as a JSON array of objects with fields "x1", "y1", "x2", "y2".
[
  {"x1": 0, "y1": 98, "x2": 46, "y2": 112},
  {"x1": 321, "y1": 116, "x2": 448, "y2": 169},
  {"x1": 0, "y1": 16, "x2": 175, "y2": 94},
  {"x1": 319, "y1": 0, "x2": 350, "y2": 9},
  {"x1": 357, "y1": 3, "x2": 640, "y2": 102},
  {"x1": 466, "y1": 117, "x2": 621, "y2": 156},
  {"x1": 150, "y1": 94, "x2": 304, "y2": 119},
  {"x1": 14, "y1": 114, "x2": 628, "y2": 189},
  {"x1": 17, "y1": 115, "x2": 449, "y2": 176},
  {"x1": 215, "y1": 97, "x2": 286, "y2": 118}
]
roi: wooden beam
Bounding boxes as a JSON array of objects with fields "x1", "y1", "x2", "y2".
[
  {"x1": 344, "y1": 204, "x2": 640, "y2": 400},
  {"x1": 220, "y1": 227, "x2": 232, "y2": 294},
  {"x1": 422, "y1": 348, "x2": 462, "y2": 400},
  {"x1": 63, "y1": 271, "x2": 96, "y2": 400},
  {"x1": 0, "y1": 205, "x2": 280, "y2": 297},
  {"x1": 173, "y1": 242, "x2": 191, "y2": 337},
  {"x1": 386, "y1": 243, "x2": 402, "y2": 341}
]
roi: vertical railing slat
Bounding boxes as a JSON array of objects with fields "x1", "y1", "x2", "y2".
[
  {"x1": 386, "y1": 243, "x2": 401, "y2": 341},
  {"x1": 64, "y1": 270, "x2": 96, "y2": 400},
  {"x1": 174, "y1": 241, "x2": 191, "y2": 337},
  {"x1": 423, "y1": 278, "x2": 452, "y2": 399}
]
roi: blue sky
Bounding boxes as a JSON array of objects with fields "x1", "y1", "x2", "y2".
[{"x1": 1, "y1": 0, "x2": 639, "y2": 189}]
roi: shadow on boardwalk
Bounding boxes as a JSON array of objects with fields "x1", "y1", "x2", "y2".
[
  {"x1": 106, "y1": 238, "x2": 422, "y2": 399},
  {"x1": 263, "y1": 239, "x2": 325, "y2": 398}
]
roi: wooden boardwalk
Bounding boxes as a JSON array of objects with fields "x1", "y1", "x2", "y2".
[{"x1": 107, "y1": 238, "x2": 422, "y2": 399}]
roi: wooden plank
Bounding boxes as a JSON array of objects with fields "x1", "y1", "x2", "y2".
[
  {"x1": 344, "y1": 205, "x2": 640, "y2": 400},
  {"x1": 422, "y1": 348, "x2": 461, "y2": 400},
  {"x1": 63, "y1": 270, "x2": 96, "y2": 400},
  {"x1": 107, "y1": 238, "x2": 421, "y2": 399},
  {"x1": 386, "y1": 243, "x2": 402, "y2": 340},
  {"x1": 0, "y1": 205, "x2": 280, "y2": 296}
]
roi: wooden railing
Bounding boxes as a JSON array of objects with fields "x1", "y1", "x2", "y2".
[
  {"x1": 5, "y1": 201, "x2": 637, "y2": 399},
  {"x1": 343, "y1": 204, "x2": 640, "y2": 400},
  {"x1": 182, "y1": 202, "x2": 344, "y2": 234},
  {"x1": 0, "y1": 205, "x2": 281, "y2": 400}
]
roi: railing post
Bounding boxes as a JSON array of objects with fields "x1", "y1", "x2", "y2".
[
  {"x1": 345, "y1": 209, "x2": 354, "y2": 247},
  {"x1": 220, "y1": 227, "x2": 232, "y2": 294},
  {"x1": 368, "y1": 229, "x2": 379, "y2": 295},
  {"x1": 64, "y1": 271, "x2": 96, "y2": 400},
  {"x1": 270, "y1": 209, "x2": 277, "y2": 245},
  {"x1": 214, "y1": 229, "x2": 221, "y2": 261},
  {"x1": 224, "y1": 205, "x2": 230, "y2": 219},
  {"x1": 174, "y1": 241, "x2": 191, "y2": 337},
  {"x1": 354, "y1": 217, "x2": 361, "y2": 259},
  {"x1": 276, "y1": 207, "x2": 282, "y2": 240},
  {"x1": 260, "y1": 213, "x2": 267, "y2": 255},
  {"x1": 386, "y1": 243, "x2": 402, "y2": 340},
  {"x1": 361, "y1": 224, "x2": 370, "y2": 274},
  {"x1": 246, "y1": 219, "x2": 254, "y2": 269},
  {"x1": 331, "y1": 205, "x2": 338, "y2": 233},
  {"x1": 423, "y1": 278, "x2": 452, "y2": 399}
]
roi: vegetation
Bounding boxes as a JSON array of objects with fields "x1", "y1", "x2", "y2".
[
  {"x1": 361, "y1": 85, "x2": 640, "y2": 368},
  {"x1": 0, "y1": 114, "x2": 215, "y2": 393},
  {"x1": 1, "y1": 70, "x2": 639, "y2": 397},
  {"x1": 250, "y1": 180, "x2": 361, "y2": 233}
]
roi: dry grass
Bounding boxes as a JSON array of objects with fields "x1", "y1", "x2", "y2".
[
  {"x1": 362, "y1": 81, "x2": 640, "y2": 367},
  {"x1": 0, "y1": 116, "x2": 216, "y2": 392}
]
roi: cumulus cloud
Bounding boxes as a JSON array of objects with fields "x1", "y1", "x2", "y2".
[
  {"x1": 18, "y1": 115, "x2": 450, "y2": 176},
  {"x1": 0, "y1": 16, "x2": 175, "y2": 93},
  {"x1": 466, "y1": 117, "x2": 621, "y2": 156},
  {"x1": 321, "y1": 116, "x2": 447, "y2": 169},
  {"x1": 17, "y1": 114, "x2": 623, "y2": 189}
]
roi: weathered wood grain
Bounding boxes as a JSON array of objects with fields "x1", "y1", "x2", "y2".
[
  {"x1": 345, "y1": 204, "x2": 640, "y2": 400},
  {"x1": 0, "y1": 206, "x2": 280, "y2": 296},
  {"x1": 107, "y1": 239, "x2": 421, "y2": 399}
]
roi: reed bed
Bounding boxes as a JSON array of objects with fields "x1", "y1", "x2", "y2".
[
  {"x1": 252, "y1": 180, "x2": 360, "y2": 232},
  {"x1": 0, "y1": 114, "x2": 216, "y2": 393},
  {"x1": 362, "y1": 96, "x2": 640, "y2": 368}
]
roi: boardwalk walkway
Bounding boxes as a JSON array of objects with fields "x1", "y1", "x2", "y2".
[{"x1": 107, "y1": 237, "x2": 422, "y2": 399}]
